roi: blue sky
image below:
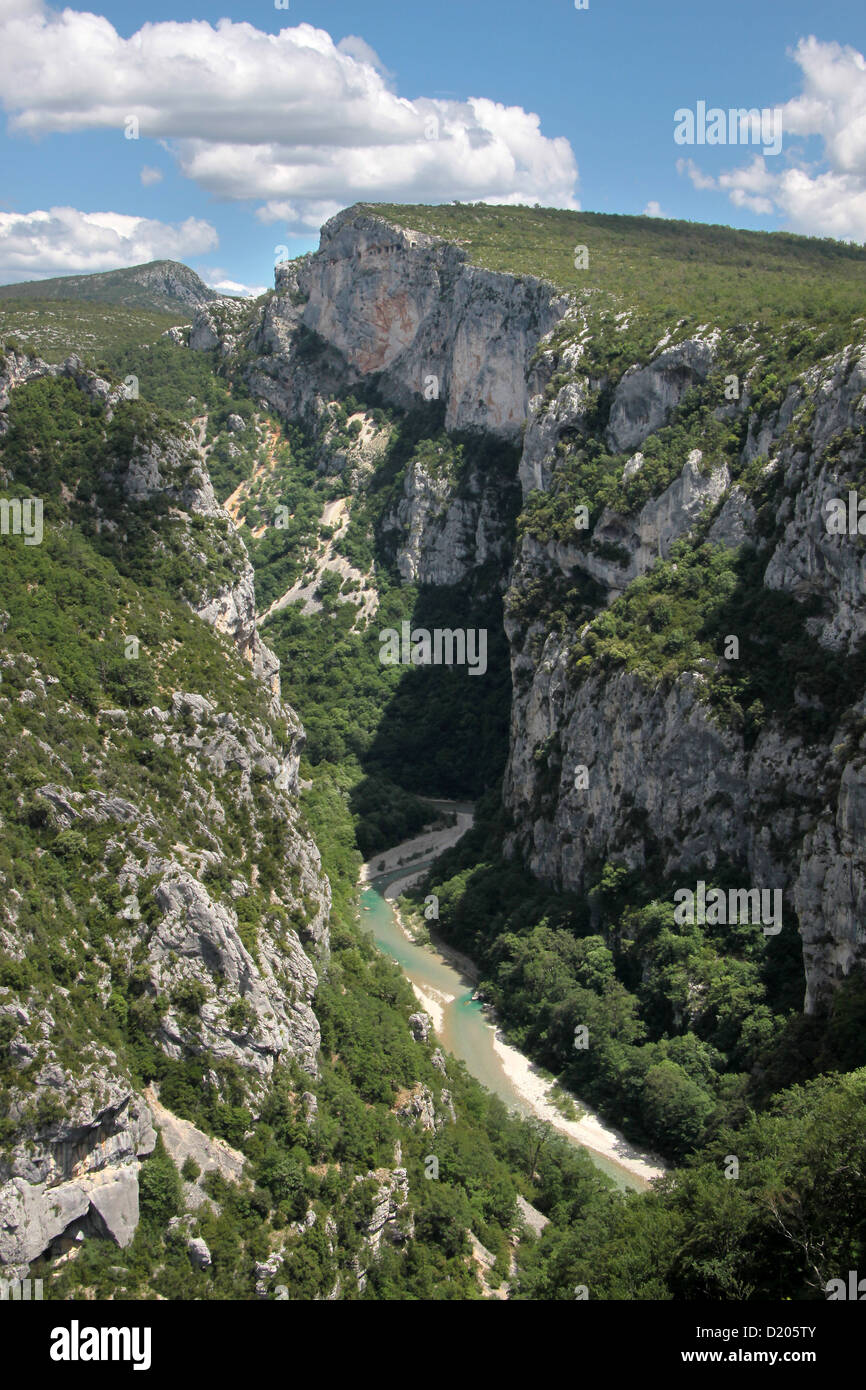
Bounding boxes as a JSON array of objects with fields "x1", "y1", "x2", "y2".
[{"x1": 0, "y1": 0, "x2": 865, "y2": 292}]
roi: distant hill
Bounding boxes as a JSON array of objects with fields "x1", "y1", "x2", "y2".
[
  {"x1": 0, "y1": 260, "x2": 230, "y2": 362},
  {"x1": 0, "y1": 259, "x2": 222, "y2": 314}
]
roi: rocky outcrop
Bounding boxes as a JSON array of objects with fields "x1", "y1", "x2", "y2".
[
  {"x1": 438, "y1": 1089, "x2": 457, "y2": 1127},
  {"x1": 168, "y1": 1216, "x2": 212, "y2": 1268},
  {"x1": 188, "y1": 297, "x2": 251, "y2": 355},
  {"x1": 381, "y1": 454, "x2": 517, "y2": 586},
  {"x1": 193, "y1": 555, "x2": 285, "y2": 711},
  {"x1": 763, "y1": 344, "x2": 866, "y2": 653},
  {"x1": 605, "y1": 335, "x2": 718, "y2": 453},
  {"x1": 0, "y1": 350, "x2": 132, "y2": 435},
  {"x1": 0, "y1": 1065, "x2": 155, "y2": 1280},
  {"x1": 359, "y1": 1166, "x2": 413, "y2": 1258},
  {"x1": 516, "y1": 1193, "x2": 550, "y2": 1238},
  {"x1": 143, "y1": 1085, "x2": 245, "y2": 1199},
  {"x1": 520, "y1": 371, "x2": 593, "y2": 496},
  {"x1": 408, "y1": 1012, "x2": 433, "y2": 1044},
  {"x1": 298, "y1": 209, "x2": 569, "y2": 438},
  {"x1": 148, "y1": 867, "x2": 319, "y2": 1079},
  {"x1": 396, "y1": 1083, "x2": 435, "y2": 1131},
  {"x1": 517, "y1": 449, "x2": 733, "y2": 601}
]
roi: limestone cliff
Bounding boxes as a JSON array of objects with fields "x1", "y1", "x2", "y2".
[
  {"x1": 504, "y1": 332, "x2": 866, "y2": 1014},
  {"x1": 203, "y1": 205, "x2": 866, "y2": 1019}
]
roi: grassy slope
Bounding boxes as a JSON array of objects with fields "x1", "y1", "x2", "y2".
[
  {"x1": 363, "y1": 202, "x2": 866, "y2": 331},
  {"x1": 0, "y1": 299, "x2": 189, "y2": 363}
]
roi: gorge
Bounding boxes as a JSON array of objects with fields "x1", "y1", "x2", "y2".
[{"x1": 2, "y1": 203, "x2": 866, "y2": 1300}]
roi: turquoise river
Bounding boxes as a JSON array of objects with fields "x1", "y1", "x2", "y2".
[{"x1": 360, "y1": 860, "x2": 646, "y2": 1193}]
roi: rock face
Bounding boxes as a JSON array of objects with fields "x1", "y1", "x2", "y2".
[
  {"x1": 762, "y1": 348, "x2": 866, "y2": 654},
  {"x1": 143, "y1": 1086, "x2": 245, "y2": 1194},
  {"x1": 188, "y1": 297, "x2": 250, "y2": 355},
  {"x1": 517, "y1": 449, "x2": 732, "y2": 601},
  {"x1": 0, "y1": 350, "x2": 132, "y2": 434},
  {"x1": 194, "y1": 554, "x2": 284, "y2": 710},
  {"x1": 298, "y1": 209, "x2": 569, "y2": 438},
  {"x1": 605, "y1": 335, "x2": 718, "y2": 453},
  {"x1": 381, "y1": 455, "x2": 515, "y2": 587},
  {"x1": 396, "y1": 1083, "x2": 435, "y2": 1132},
  {"x1": 0, "y1": 1066, "x2": 155, "y2": 1280},
  {"x1": 198, "y1": 208, "x2": 565, "y2": 447},
  {"x1": 504, "y1": 330, "x2": 866, "y2": 1014},
  {"x1": 516, "y1": 1194, "x2": 550, "y2": 1239},
  {"x1": 187, "y1": 1236, "x2": 212, "y2": 1269},
  {"x1": 89, "y1": 693, "x2": 329, "y2": 1088},
  {"x1": 167, "y1": 1214, "x2": 212, "y2": 1268},
  {"x1": 504, "y1": 656, "x2": 807, "y2": 896},
  {"x1": 149, "y1": 867, "x2": 320, "y2": 1078},
  {"x1": 359, "y1": 1166, "x2": 413, "y2": 1257}
]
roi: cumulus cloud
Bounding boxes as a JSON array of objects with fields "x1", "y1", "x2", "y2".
[
  {"x1": 0, "y1": 207, "x2": 218, "y2": 280},
  {"x1": 205, "y1": 276, "x2": 268, "y2": 299},
  {"x1": 0, "y1": 6, "x2": 579, "y2": 229},
  {"x1": 676, "y1": 36, "x2": 866, "y2": 240},
  {"x1": 642, "y1": 200, "x2": 665, "y2": 217},
  {"x1": 140, "y1": 165, "x2": 163, "y2": 187}
]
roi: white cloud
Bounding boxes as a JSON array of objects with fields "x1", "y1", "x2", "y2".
[
  {"x1": 206, "y1": 276, "x2": 267, "y2": 299},
  {"x1": 140, "y1": 165, "x2": 163, "y2": 187},
  {"x1": 0, "y1": 7, "x2": 579, "y2": 228},
  {"x1": 335, "y1": 35, "x2": 393, "y2": 80},
  {"x1": 0, "y1": 0, "x2": 41, "y2": 18},
  {"x1": 257, "y1": 200, "x2": 346, "y2": 235},
  {"x1": 717, "y1": 157, "x2": 775, "y2": 216},
  {"x1": 642, "y1": 200, "x2": 664, "y2": 217},
  {"x1": 0, "y1": 207, "x2": 218, "y2": 280},
  {"x1": 676, "y1": 157, "x2": 717, "y2": 192},
  {"x1": 781, "y1": 36, "x2": 866, "y2": 174},
  {"x1": 675, "y1": 37, "x2": 866, "y2": 240}
]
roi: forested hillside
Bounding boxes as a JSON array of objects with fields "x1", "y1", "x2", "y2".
[{"x1": 0, "y1": 335, "x2": 625, "y2": 1302}]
